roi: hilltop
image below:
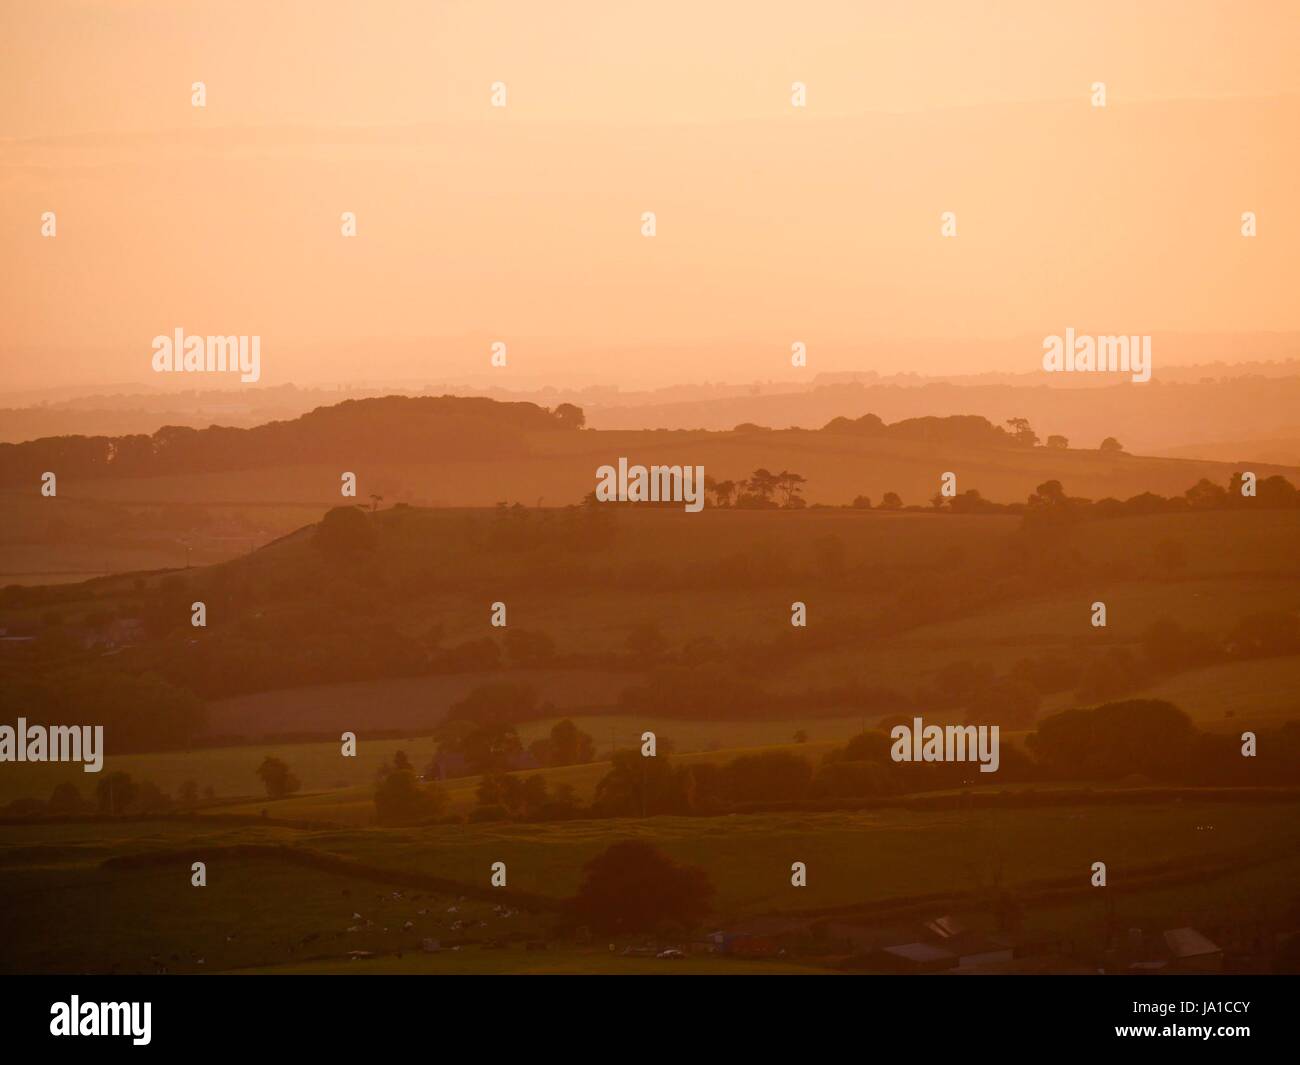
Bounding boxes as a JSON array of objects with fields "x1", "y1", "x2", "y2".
[
  {"x1": 2, "y1": 394, "x2": 1296, "y2": 509},
  {"x1": 3, "y1": 394, "x2": 1298, "y2": 586}
]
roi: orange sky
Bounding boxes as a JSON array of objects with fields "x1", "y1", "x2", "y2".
[{"x1": 3, "y1": 0, "x2": 1298, "y2": 390}]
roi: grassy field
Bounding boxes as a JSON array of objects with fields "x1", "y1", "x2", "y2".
[
  {"x1": 0, "y1": 492, "x2": 325, "y2": 583},
  {"x1": 1018, "y1": 852, "x2": 1300, "y2": 945},
  {"x1": 205, "y1": 739, "x2": 844, "y2": 824},
  {"x1": 287, "y1": 801, "x2": 1300, "y2": 915},
  {"x1": 893, "y1": 576, "x2": 1300, "y2": 650},
  {"x1": 0, "y1": 737, "x2": 421, "y2": 809},
  {"x1": 4, "y1": 504, "x2": 1298, "y2": 976},
  {"x1": 0, "y1": 850, "x2": 547, "y2": 975},
  {"x1": 2, "y1": 506, "x2": 1296, "y2": 818},
  {"x1": 239, "y1": 948, "x2": 826, "y2": 975},
  {"x1": 11, "y1": 505, "x2": 1294, "y2": 692},
  {"x1": 1129, "y1": 658, "x2": 1300, "y2": 730},
  {"x1": 5, "y1": 411, "x2": 1300, "y2": 977},
  {"x1": 200, "y1": 670, "x2": 640, "y2": 741},
  {"x1": 3, "y1": 796, "x2": 1297, "y2": 974}
]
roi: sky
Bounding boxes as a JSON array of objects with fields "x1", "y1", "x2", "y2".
[{"x1": 2, "y1": 0, "x2": 1299, "y2": 391}]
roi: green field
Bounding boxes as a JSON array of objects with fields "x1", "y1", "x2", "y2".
[
  {"x1": 241, "y1": 949, "x2": 825, "y2": 975},
  {"x1": 0, "y1": 492, "x2": 326, "y2": 584},
  {"x1": 4, "y1": 501, "x2": 1299, "y2": 974},
  {"x1": 3, "y1": 796, "x2": 1297, "y2": 974},
  {"x1": 206, "y1": 738, "x2": 845, "y2": 825},
  {"x1": 1131, "y1": 658, "x2": 1300, "y2": 730},
  {"x1": 291, "y1": 802, "x2": 1300, "y2": 914},
  {"x1": 0, "y1": 850, "x2": 547, "y2": 975},
  {"x1": 1019, "y1": 852, "x2": 1300, "y2": 944}
]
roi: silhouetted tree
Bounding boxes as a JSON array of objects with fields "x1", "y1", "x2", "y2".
[
  {"x1": 721, "y1": 750, "x2": 813, "y2": 802},
  {"x1": 552, "y1": 403, "x2": 586, "y2": 429},
  {"x1": 48, "y1": 781, "x2": 85, "y2": 814},
  {"x1": 442, "y1": 721, "x2": 524, "y2": 775},
  {"x1": 775, "y1": 470, "x2": 807, "y2": 506},
  {"x1": 569, "y1": 840, "x2": 714, "y2": 933},
  {"x1": 1185, "y1": 478, "x2": 1228, "y2": 509},
  {"x1": 740, "y1": 468, "x2": 779, "y2": 506},
  {"x1": 592, "y1": 750, "x2": 691, "y2": 816},
  {"x1": 313, "y1": 505, "x2": 376, "y2": 556},
  {"x1": 95, "y1": 772, "x2": 136, "y2": 814},
  {"x1": 475, "y1": 772, "x2": 548, "y2": 818},
  {"x1": 375, "y1": 769, "x2": 445, "y2": 825},
  {"x1": 529, "y1": 719, "x2": 596, "y2": 767},
  {"x1": 1005, "y1": 417, "x2": 1040, "y2": 447},
  {"x1": 256, "y1": 756, "x2": 301, "y2": 799},
  {"x1": 1027, "y1": 699, "x2": 1193, "y2": 780}
]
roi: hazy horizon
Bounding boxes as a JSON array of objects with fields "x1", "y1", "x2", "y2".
[{"x1": 5, "y1": 1, "x2": 1300, "y2": 391}]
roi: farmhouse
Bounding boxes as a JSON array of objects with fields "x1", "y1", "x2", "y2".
[
  {"x1": 924, "y1": 915, "x2": 1014, "y2": 970},
  {"x1": 829, "y1": 915, "x2": 1015, "y2": 973},
  {"x1": 1117, "y1": 926, "x2": 1224, "y2": 972},
  {"x1": 1163, "y1": 927, "x2": 1223, "y2": 972}
]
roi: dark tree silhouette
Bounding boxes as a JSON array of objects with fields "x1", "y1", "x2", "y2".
[
  {"x1": 438, "y1": 721, "x2": 524, "y2": 775},
  {"x1": 313, "y1": 505, "x2": 376, "y2": 555},
  {"x1": 711, "y1": 479, "x2": 737, "y2": 507},
  {"x1": 569, "y1": 840, "x2": 714, "y2": 933},
  {"x1": 742, "y1": 468, "x2": 779, "y2": 505},
  {"x1": 592, "y1": 750, "x2": 691, "y2": 816},
  {"x1": 1026, "y1": 700, "x2": 1194, "y2": 780},
  {"x1": 552, "y1": 403, "x2": 586, "y2": 429},
  {"x1": 1185, "y1": 478, "x2": 1228, "y2": 509},
  {"x1": 775, "y1": 470, "x2": 807, "y2": 506},
  {"x1": 95, "y1": 772, "x2": 136, "y2": 814},
  {"x1": 1005, "y1": 417, "x2": 1040, "y2": 447},
  {"x1": 48, "y1": 781, "x2": 85, "y2": 814},
  {"x1": 256, "y1": 756, "x2": 301, "y2": 799},
  {"x1": 530, "y1": 719, "x2": 596, "y2": 767},
  {"x1": 374, "y1": 769, "x2": 444, "y2": 825}
]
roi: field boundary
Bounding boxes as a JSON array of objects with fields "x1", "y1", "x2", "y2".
[
  {"x1": 779, "y1": 842, "x2": 1300, "y2": 929},
  {"x1": 99, "y1": 842, "x2": 562, "y2": 912}
]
